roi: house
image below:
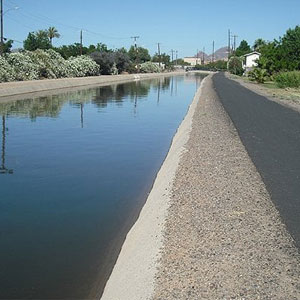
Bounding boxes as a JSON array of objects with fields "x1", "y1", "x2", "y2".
[
  {"x1": 242, "y1": 51, "x2": 261, "y2": 71},
  {"x1": 183, "y1": 57, "x2": 202, "y2": 66}
]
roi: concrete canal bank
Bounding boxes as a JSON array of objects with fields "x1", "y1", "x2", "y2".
[
  {"x1": 101, "y1": 74, "x2": 300, "y2": 299},
  {"x1": 0, "y1": 72, "x2": 183, "y2": 101}
]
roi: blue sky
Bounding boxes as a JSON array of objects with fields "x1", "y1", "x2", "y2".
[{"x1": 3, "y1": 0, "x2": 300, "y2": 57}]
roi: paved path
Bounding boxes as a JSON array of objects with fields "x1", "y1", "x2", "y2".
[
  {"x1": 213, "y1": 72, "x2": 300, "y2": 248},
  {"x1": 153, "y1": 75, "x2": 299, "y2": 299}
]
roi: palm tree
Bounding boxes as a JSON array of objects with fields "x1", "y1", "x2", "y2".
[{"x1": 47, "y1": 27, "x2": 60, "y2": 46}]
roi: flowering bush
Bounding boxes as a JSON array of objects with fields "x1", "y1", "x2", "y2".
[
  {"x1": 0, "y1": 50, "x2": 100, "y2": 83},
  {"x1": 6, "y1": 52, "x2": 39, "y2": 81},
  {"x1": 67, "y1": 56, "x2": 100, "y2": 77},
  {"x1": 28, "y1": 49, "x2": 69, "y2": 79},
  {"x1": 140, "y1": 62, "x2": 162, "y2": 73},
  {"x1": 0, "y1": 55, "x2": 16, "y2": 82}
]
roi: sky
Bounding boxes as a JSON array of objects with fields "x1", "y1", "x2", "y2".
[{"x1": 3, "y1": 0, "x2": 300, "y2": 57}]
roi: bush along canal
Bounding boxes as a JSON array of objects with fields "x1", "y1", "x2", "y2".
[{"x1": 0, "y1": 73, "x2": 206, "y2": 299}]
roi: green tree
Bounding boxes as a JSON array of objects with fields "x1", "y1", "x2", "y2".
[
  {"x1": 152, "y1": 53, "x2": 171, "y2": 66},
  {"x1": 279, "y1": 25, "x2": 300, "y2": 70},
  {"x1": 47, "y1": 27, "x2": 60, "y2": 46},
  {"x1": 2, "y1": 39, "x2": 13, "y2": 53},
  {"x1": 235, "y1": 40, "x2": 251, "y2": 57},
  {"x1": 228, "y1": 56, "x2": 243, "y2": 75},
  {"x1": 253, "y1": 38, "x2": 266, "y2": 51},
  {"x1": 128, "y1": 46, "x2": 151, "y2": 64},
  {"x1": 24, "y1": 31, "x2": 51, "y2": 51}
]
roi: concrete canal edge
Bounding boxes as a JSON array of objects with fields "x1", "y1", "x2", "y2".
[
  {"x1": 0, "y1": 72, "x2": 183, "y2": 101},
  {"x1": 100, "y1": 75, "x2": 208, "y2": 300}
]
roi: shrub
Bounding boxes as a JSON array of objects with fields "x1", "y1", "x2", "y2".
[
  {"x1": 227, "y1": 56, "x2": 243, "y2": 76},
  {"x1": 274, "y1": 71, "x2": 300, "y2": 88},
  {"x1": 6, "y1": 52, "x2": 39, "y2": 81},
  {"x1": 28, "y1": 49, "x2": 69, "y2": 79},
  {"x1": 67, "y1": 56, "x2": 100, "y2": 77},
  {"x1": 248, "y1": 68, "x2": 268, "y2": 83},
  {"x1": 140, "y1": 62, "x2": 161, "y2": 73},
  {"x1": 90, "y1": 51, "x2": 114, "y2": 75},
  {"x1": 0, "y1": 55, "x2": 16, "y2": 82}
]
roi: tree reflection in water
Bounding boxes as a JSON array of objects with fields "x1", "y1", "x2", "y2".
[{"x1": 0, "y1": 77, "x2": 175, "y2": 171}]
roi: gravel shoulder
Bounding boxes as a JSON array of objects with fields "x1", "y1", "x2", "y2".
[
  {"x1": 226, "y1": 72, "x2": 300, "y2": 113},
  {"x1": 100, "y1": 73, "x2": 206, "y2": 300},
  {"x1": 153, "y1": 74, "x2": 300, "y2": 299}
]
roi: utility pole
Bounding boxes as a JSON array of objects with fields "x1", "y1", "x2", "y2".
[
  {"x1": 202, "y1": 47, "x2": 205, "y2": 65},
  {"x1": 170, "y1": 49, "x2": 175, "y2": 62},
  {"x1": 131, "y1": 36, "x2": 140, "y2": 50},
  {"x1": 0, "y1": 0, "x2": 4, "y2": 56},
  {"x1": 232, "y1": 34, "x2": 238, "y2": 52},
  {"x1": 228, "y1": 29, "x2": 231, "y2": 59},
  {"x1": 175, "y1": 50, "x2": 178, "y2": 65},
  {"x1": 196, "y1": 48, "x2": 199, "y2": 65},
  {"x1": 80, "y1": 30, "x2": 83, "y2": 55},
  {"x1": 212, "y1": 40, "x2": 215, "y2": 63},
  {"x1": 157, "y1": 42, "x2": 161, "y2": 67}
]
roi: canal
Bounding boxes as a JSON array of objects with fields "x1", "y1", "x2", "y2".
[{"x1": 0, "y1": 73, "x2": 206, "y2": 299}]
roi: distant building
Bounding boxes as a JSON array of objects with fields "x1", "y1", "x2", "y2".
[
  {"x1": 242, "y1": 51, "x2": 261, "y2": 71},
  {"x1": 183, "y1": 57, "x2": 202, "y2": 66}
]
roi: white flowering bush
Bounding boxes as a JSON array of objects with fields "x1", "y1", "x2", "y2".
[
  {"x1": 6, "y1": 52, "x2": 39, "y2": 81},
  {"x1": 140, "y1": 62, "x2": 162, "y2": 73},
  {"x1": 0, "y1": 50, "x2": 100, "y2": 83},
  {"x1": 0, "y1": 55, "x2": 16, "y2": 82},
  {"x1": 28, "y1": 49, "x2": 69, "y2": 79},
  {"x1": 67, "y1": 56, "x2": 100, "y2": 77}
]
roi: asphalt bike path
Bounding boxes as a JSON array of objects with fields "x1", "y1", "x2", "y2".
[{"x1": 213, "y1": 72, "x2": 300, "y2": 248}]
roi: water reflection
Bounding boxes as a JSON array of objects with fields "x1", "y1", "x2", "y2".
[
  {"x1": 0, "y1": 73, "x2": 207, "y2": 299},
  {"x1": 0, "y1": 116, "x2": 13, "y2": 174},
  {"x1": 0, "y1": 77, "x2": 173, "y2": 119}
]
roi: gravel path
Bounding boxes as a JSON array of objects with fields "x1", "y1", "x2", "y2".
[{"x1": 153, "y1": 75, "x2": 300, "y2": 299}]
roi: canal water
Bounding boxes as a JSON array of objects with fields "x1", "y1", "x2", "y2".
[{"x1": 0, "y1": 73, "x2": 205, "y2": 299}]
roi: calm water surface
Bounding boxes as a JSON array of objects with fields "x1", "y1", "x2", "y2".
[{"x1": 0, "y1": 74, "x2": 205, "y2": 299}]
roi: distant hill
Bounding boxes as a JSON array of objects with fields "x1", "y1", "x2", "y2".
[
  {"x1": 186, "y1": 47, "x2": 228, "y2": 63},
  {"x1": 208, "y1": 47, "x2": 228, "y2": 61}
]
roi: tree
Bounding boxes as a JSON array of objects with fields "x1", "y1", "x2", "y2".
[
  {"x1": 257, "y1": 26, "x2": 300, "y2": 75},
  {"x1": 279, "y1": 25, "x2": 300, "y2": 70},
  {"x1": 24, "y1": 31, "x2": 51, "y2": 51},
  {"x1": 2, "y1": 39, "x2": 13, "y2": 53},
  {"x1": 47, "y1": 27, "x2": 60, "y2": 46},
  {"x1": 128, "y1": 46, "x2": 151, "y2": 64},
  {"x1": 152, "y1": 53, "x2": 171, "y2": 66},
  {"x1": 228, "y1": 56, "x2": 243, "y2": 75},
  {"x1": 114, "y1": 49, "x2": 130, "y2": 73},
  {"x1": 90, "y1": 51, "x2": 115, "y2": 75},
  {"x1": 235, "y1": 40, "x2": 251, "y2": 57},
  {"x1": 253, "y1": 38, "x2": 266, "y2": 51}
]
